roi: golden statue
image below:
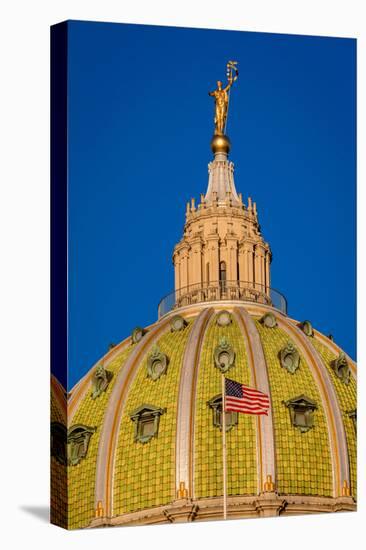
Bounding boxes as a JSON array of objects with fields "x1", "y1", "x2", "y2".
[{"x1": 209, "y1": 61, "x2": 238, "y2": 135}]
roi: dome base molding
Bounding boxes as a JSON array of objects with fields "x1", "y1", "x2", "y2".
[{"x1": 88, "y1": 494, "x2": 356, "y2": 528}]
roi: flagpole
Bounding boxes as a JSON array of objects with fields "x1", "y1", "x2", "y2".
[{"x1": 222, "y1": 373, "x2": 227, "y2": 520}]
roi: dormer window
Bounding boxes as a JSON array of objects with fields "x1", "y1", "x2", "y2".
[
  {"x1": 67, "y1": 424, "x2": 96, "y2": 466},
  {"x1": 284, "y1": 395, "x2": 317, "y2": 433},
  {"x1": 207, "y1": 395, "x2": 238, "y2": 431},
  {"x1": 51, "y1": 422, "x2": 67, "y2": 466},
  {"x1": 130, "y1": 404, "x2": 166, "y2": 443}
]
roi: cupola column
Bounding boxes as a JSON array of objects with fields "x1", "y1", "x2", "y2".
[
  {"x1": 226, "y1": 236, "x2": 238, "y2": 282},
  {"x1": 243, "y1": 242, "x2": 254, "y2": 287},
  {"x1": 265, "y1": 251, "x2": 271, "y2": 293},
  {"x1": 189, "y1": 238, "x2": 203, "y2": 288},
  {"x1": 254, "y1": 244, "x2": 266, "y2": 291},
  {"x1": 180, "y1": 246, "x2": 189, "y2": 290},
  {"x1": 207, "y1": 234, "x2": 220, "y2": 285},
  {"x1": 238, "y1": 246, "x2": 246, "y2": 287},
  {"x1": 173, "y1": 252, "x2": 181, "y2": 295}
]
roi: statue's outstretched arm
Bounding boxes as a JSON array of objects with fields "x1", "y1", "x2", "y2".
[
  {"x1": 208, "y1": 90, "x2": 215, "y2": 96},
  {"x1": 224, "y1": 69, "x2": 239, "y2": 92}
]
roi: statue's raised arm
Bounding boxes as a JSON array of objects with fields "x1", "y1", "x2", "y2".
[
  {"x1": 224, "y1": 61, "x2": 239, "y2": 92},
  {"x1": 208, "y1": 61, "x2": 239, "y2": 136}
]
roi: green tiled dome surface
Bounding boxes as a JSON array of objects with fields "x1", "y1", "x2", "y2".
[
  {"x1": 194, "y1": 314, "x2": 257, "y2": 498},
  {"x1": 312, "y1": 338, "x2": 357, "y2": 497},
  {"x1": 68, "y1": 346, "x2": 134, "y2": 529},
  {"x1": 113, "y1": 321, "x2": 193, "y2": 515},
  {"x1": 256, "y1": 321, "x2": 333, "y2": 496}
]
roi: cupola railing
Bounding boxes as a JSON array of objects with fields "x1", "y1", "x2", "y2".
[{"x1": 158, "y1": 280, "x2": 287, "y2": 319}]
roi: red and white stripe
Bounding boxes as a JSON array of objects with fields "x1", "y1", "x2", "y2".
[{"x1": 225, "y1": 384, "x2": 270, "y2": 415}]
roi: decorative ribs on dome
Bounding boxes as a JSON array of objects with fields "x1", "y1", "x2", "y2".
[{"x1": 62, "y1": 303, "x2": 356, "y2": 529}]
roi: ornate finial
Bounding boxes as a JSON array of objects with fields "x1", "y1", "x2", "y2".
[
  {"x1": 342, "y1": 480, "x2": 351, "y2": 497},
  {"x1": 208, "y1": 61, "x2": 238, "y2": 154},
  {"x1": 263, "y1": 474, "x2": 275, "y2": 492},
  {"x1": 177, "y1": 481, "x2": 189, "y2": 499},
  {"x1": 95, "y1": 500, "x2": 104, "y2": 518}
]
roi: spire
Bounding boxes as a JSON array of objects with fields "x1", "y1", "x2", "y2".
[{"x1": 204, "y1": 135, "x2": 240, "y2": 206}]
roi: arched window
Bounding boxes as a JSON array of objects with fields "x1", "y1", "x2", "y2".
[
  {"x1": 206, "y1": 262, "x2": 210, "y2": 284},
  {"x1": 219, "y1": 261, "x2": 227, "y2": 291},
  {"x1": 219, "y1": 261, "x2": 226, "y2": 281}
]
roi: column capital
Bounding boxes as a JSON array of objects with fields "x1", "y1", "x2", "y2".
[
  {"x1": 255, "y1": 493, "x2": 287, "y2": 517},
  {"x1": 239, "y1": 239, "x2": 255, "y2": 252}
]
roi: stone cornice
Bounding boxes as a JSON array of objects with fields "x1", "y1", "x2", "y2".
[
  {"x1": 185, "y1": 205, "x2": 255, "y2": 225},
  {"x1": 89, "y1": 493, "x2": 356, "y2": 527}
]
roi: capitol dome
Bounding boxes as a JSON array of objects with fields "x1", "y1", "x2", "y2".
[{"x1": 51, "y1": 123, "x2": 356, "y2": 529}]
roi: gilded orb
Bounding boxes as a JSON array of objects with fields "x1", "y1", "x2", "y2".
[{"x1": 211, "y1": 134, "x2": 231, "y2": 154}]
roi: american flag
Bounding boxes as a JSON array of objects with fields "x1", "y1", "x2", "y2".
[{"x1": 225, "y1": 378, "x2": 270, "y2": 415}]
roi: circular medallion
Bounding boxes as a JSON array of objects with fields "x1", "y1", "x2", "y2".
[
  {"x1": 300, "y1": 320, "x2": 313, "y2": 337},
  {"x1": 260, "y1": 312, "x2": 277, "y2": 328},
  {"x1": 216, "y1": 310, "x2": 232, "y2": 327},
  {"x1": 170, "y1": 315, "x2": 186, "y2": 332},
  {"x1": 131, "y1": 327, "x2": 145, "y2": 344}
]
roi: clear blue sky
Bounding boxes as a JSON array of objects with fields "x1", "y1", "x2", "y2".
[{"x1": 67, "y1": 21, "x2": 356, "y2": 390}]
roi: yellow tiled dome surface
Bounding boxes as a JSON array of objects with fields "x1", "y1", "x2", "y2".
[
  {"x1": 51, "y1": 457, "x2": 67, "y2": 528},
  {"x1": 51, "y1": 393, "x2": 65, "y2": 424},
  {"x1": 194, "y1": 314, "x2": 257, "y2": 498},
  {"x1": 68, "y1": 346, "x2": 134, "y2": 529},
  {"x1": 65, "y1": 311, "x2": 357, "y2": 529},
  {"x1": 255, "y1": 321, "x2": 333, "y2": 496},
  {"x1": 50, "y1": 384, "x2": 67, "y2": 527},
  {"x1": 312, "y1": 337, "x2": 357, "y2": 497},
  {"x1": 113, "y1": 321, "x2": 193, "y2": 515}
]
